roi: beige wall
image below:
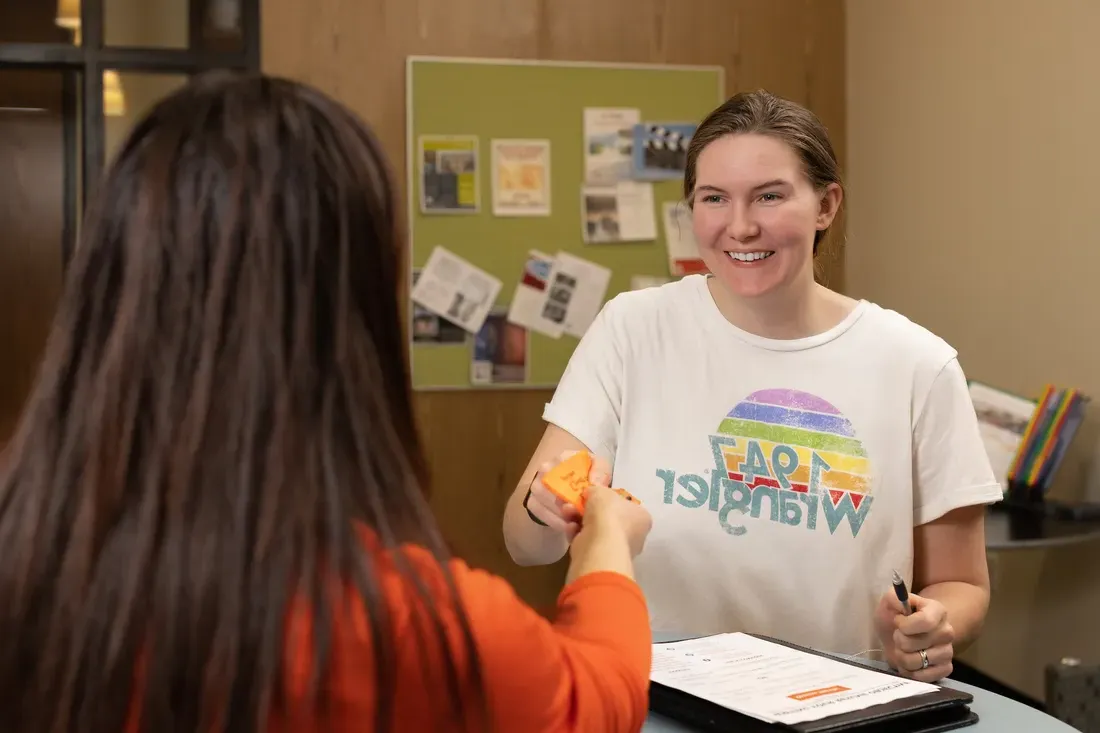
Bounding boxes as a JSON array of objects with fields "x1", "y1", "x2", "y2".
[{"x1": 847, "y1": 0, "x2": 1100, "y2": 699}]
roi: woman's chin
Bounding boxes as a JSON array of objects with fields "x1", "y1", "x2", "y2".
[{"x1": 709, "y1": 256, "x2": 790, "y2": 299}]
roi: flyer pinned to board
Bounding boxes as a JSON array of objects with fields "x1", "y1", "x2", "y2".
[
  {"x1": 581, "y1": 181, "x2": 657, "y2": 243},
  {"x1": 506, "y1": 250, "x2": 566, "y2": 339},
  {"x1": 418, "y1": 135, "x2": 480, "y2": 214},
  {"x1": 583, "y1": 107, "x2": 640, "y2": 185},
  {"x1": 505, "y1": 250, "x2": 611, "y2": 340},
  {"x1": 549, "y1": 252, "x2": 612, "y2": 339},
  {"x1": 471, "y1": 307, "x2": 529, "y2": 386},
  {"x1": 662, "y1": 201, "x2": 708, "y2": 276},
  {"x1": 491, "y1": 139, "x2": 551, "y2": 216},
  {"x1": 411, "y1": 246, "x2": 501, "y2": 334}
]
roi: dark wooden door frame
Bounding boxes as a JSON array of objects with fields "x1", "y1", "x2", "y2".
[{"x1": 0, "y1": 0, "x2": 260, "y2": 264}]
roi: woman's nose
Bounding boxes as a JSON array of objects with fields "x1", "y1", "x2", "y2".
[{"x1": 724, "y1": 205, "x2": 760, "y2": 241}]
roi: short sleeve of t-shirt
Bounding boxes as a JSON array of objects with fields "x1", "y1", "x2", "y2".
[
  {"x1": 912, "y1": 357, "x2": 1004, "y2": 525},
  {"x1": 541, "y1": 298, "x2": 626, "y2": 464}
]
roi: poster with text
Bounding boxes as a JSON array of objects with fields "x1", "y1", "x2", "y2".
[
  {"x1": 546, "y1": 252, "x2": 611, "y2": 338},
  {"x1": 411, "y1": 269, "x2": 469, "y2": 345},
  {"x1": 419, "y1": 134, "x2": 480, "y2": 213},
  {"x1": 491, "y1": 139, "x2": 551, "y2": 216},
  {"x1": 581, "y1": 182, "x2": 657, "y2": 243},
  {"x1": 662, "y1": 201, "x2": 708, "y2": 276},
  {"x1": 471, "y1": 308, "x2": 529, "y2": 386},
  {"x1": 583, "y1": 107, "x2": 640, "y2": 184},
  {"x1": 506, "y1": 250, "x2": 565, "y2": 338},
  {"x1": 411, "y1": 246, "x2": 501, "y2": 334}
]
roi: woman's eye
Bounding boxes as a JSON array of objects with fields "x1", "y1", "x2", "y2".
[
  {"x1": 758, "y1": 192, "x2": 782, "y2": 203},
  {"x1": 702, "y1": 194, "x2": 723, "y2": 204}
]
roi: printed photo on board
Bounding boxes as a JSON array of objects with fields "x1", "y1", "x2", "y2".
[
  {"x1": 506, "y1": 250, "x2": 566, "y2": 339},
  {"x1": 419, "y1": 134, "x2": 480, "y2": 213},
  {"x1": 581, "y1": 190, "x2": 620, "y2": 242},
  {"x1": 411, "y1": 269, "x2": 468, "y2": 345},
  {"x1": 546, "y1": 252, "x2": 611, "y2": 338},
  {"x1": 583, "y1": 107, "x2": 640, "y2": 184},
  {"x1": 491, "y1": 139, "x2": 551, "y2": 216},
  {"x1": 541, "y1": 271, "x2": 576, "y2": 326},
  {"x1": 631, "y1": 122, "x2": 696, "y2": 180},
  {"x1": 471, "y1": 308, "x2": 528, "y2": 386},
  {"x1": 410, "y1": 246, "x2": 501, "y2": 334},
  {"x1": 581, "y1": 182, "x2": 657, "y2": 243}
]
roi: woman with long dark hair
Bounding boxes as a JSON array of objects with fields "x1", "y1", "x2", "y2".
[{"x1": 0, "y1": 72, "x2": 653, "y2": 733}]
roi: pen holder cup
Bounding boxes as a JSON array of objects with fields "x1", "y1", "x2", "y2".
[
  {"x1": 1005, "y1": 481, "x2": 1045, "y2": 507},
  {"x1": 996, "y1": 482, "x2": 1047, "y2": 540}
]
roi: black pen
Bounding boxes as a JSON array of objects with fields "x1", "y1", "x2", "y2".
[{"x1": 891, "y1": 570, "x2": 912, "y2": 616}]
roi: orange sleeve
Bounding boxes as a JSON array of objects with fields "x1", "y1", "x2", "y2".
[
  {"x1": 455, "y1": 564, "x2": 652, "y2": 733},
  {"x1": 277, "y1": 538, "x2": 651, "y2": 733}
]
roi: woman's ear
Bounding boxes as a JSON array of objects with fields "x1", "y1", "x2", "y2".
[{"x1": 816, "y1": 182, "x2": 843, "y2": 230}]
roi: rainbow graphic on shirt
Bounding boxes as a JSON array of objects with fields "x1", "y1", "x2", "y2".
[
  {"x1": 718, "y1": 388, "x2": 871, "y2": 509},
  {"x1": 654, "y1": 388, "x2": 875, "y2": 538}
]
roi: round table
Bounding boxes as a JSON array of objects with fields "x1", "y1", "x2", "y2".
[
  {"x1": 985, "y1": 507, "x2": 1100, "y2": 551},
  {"x1": 643, "y1": 632, "x2": 1079, "y2": 732}
]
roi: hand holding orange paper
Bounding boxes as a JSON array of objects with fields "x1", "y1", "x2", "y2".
[{"x1": 540, "y1": 450, "x2": 641, "y2": 516}]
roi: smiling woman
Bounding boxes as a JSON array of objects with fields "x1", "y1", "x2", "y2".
[
  {"x1": 503, "y1": 89, "x2": 1003, "y2": 686},
  {"x1": 682, "y1": 92, "x2": 847, "y2": 332}
]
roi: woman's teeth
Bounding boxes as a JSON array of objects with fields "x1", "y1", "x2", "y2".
[{"x1": 727, "y1": 251, "x2": 774, "y2": 262}]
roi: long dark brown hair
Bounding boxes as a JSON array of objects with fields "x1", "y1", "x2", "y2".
[{"x1": 0, "y1": 71, "x2": 479, "y2": 732}]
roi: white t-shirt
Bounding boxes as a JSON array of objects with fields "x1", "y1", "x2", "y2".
[{"x1": 542, "y1": 274, "x2": 1002, "y2": 657}]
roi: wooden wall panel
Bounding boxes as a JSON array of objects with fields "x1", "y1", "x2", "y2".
[{"x1": 262, "y1": 0, "x2": 846, "y2": 609}]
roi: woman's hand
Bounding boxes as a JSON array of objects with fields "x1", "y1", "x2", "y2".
[
  {"x1": 874, "y1": 591, "x2": 955, "y2": 682},
  {"x1": 523, "y1": 450, "x2": 610, "y2": 540},
  {"x1": 580, "y1": 484, "x2": 653, "y2": 557}
]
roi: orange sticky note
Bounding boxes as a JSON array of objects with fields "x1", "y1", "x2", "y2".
[
  {"x1": 541, "y1": 451, "x2": 644, "y2": 516},
  {"x1": 541, "y1": 450, "x2": 594, "y2": 512}
]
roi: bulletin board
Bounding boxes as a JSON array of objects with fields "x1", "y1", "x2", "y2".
[{"x1": 406, "y1": 56, "x2": 725, "y2": 390}]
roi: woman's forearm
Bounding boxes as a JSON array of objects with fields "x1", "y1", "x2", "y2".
[
  {"x1": 565, "y1": 517, "x2": 634, "y2": 585},
  {"x1": 503, "y1": 482, "x2": 571, "y2": 566},
  {"x1": 917, "y1": 580, "x2": 990, "y2": 652}
]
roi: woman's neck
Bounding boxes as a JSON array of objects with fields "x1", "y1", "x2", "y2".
[{"x1": 706, "y1": 275, "x2": 858, "y2": 340}]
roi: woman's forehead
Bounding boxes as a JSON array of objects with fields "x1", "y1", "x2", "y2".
[{"x1": 695, "y1": 133, "x2": 804, "y2": 188}]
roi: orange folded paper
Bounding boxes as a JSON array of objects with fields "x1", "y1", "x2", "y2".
[{"x1": 540, "y1": 450, "x2": 641, "y2": 515}]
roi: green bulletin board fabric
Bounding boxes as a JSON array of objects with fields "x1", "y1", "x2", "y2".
[{"x1": 406, "y1": 56, "x2": 724, "y2": 390}]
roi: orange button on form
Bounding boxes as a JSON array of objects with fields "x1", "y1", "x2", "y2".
[{"x1": 787, "y1": 685, "x2": 851, "y2": 701}]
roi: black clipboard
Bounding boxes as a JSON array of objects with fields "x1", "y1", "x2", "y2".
[{"x1": 649, "y1": 634, "x2": 978, "y2": 733}]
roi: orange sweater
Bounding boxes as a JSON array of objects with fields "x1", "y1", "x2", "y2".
[
  {"x1": 125, "y1": 540, "x2": 652, "y2": 732},
  {"x1": 284, "y1": 543, "x2": 651, "y2": 732}
]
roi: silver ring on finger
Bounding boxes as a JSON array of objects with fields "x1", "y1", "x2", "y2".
[{"x1": 919, "y1": 649, "x2": 929, "y2": 670}]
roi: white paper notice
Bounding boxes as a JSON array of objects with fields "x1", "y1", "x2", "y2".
[
  {"x1": 490, "y1": 139, "x2": 551, "y2": 216},
  {"x1": 505, "y1": 250, "x2": 565, "y2": 339},
  {"x1": 581, "y1": 182, "x2": 657, "y2": 243},
  {"x1": 630, "y1": 274, "x2": 670, "y2": 291},
  {"x1": 410, "y1": 246, "x2": 502, "y2": 335},
  {"x1": 548, "y1": 252, "x2": 611, "y2": 338},
  {"x1": 583, "y1": 107, "x2": 640, "y2": 184},
  {"x1": 662, "y1": 200, "x2": 707, "y2": 276},
  {"x1": 651, "y1": 633, "x2": 938, "y2": 725}
]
